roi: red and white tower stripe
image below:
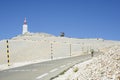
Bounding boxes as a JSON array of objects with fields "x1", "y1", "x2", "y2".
[
  {"x1": 22, "y1": 18, "x2": 28, "y2": 34},
  {"x1": 24, "y1": 17, "x2": 27, "y2": 25}
]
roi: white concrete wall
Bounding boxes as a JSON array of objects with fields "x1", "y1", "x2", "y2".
[{"x1": 0, "y1": 37, "x2": 119, "y2": 65}]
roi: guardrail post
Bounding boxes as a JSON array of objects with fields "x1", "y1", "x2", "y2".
[
  {"x1": 6, "y1": 40, "x2": 10, "y2": 66},
  {"x1": 51, "y1": 43, "x2": 53, "y2": 59},
  {"x1": 70, "y1": 44, "x2": 71, "y2": 56}
]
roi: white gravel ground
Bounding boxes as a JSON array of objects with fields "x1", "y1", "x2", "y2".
[{"x1": 53, "y1": 45, "x2": 120, "y2": 80}]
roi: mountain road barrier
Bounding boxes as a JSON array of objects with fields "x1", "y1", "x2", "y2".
[{"x1": 6, "y1": 40, "x2": 10, "y2": 66}]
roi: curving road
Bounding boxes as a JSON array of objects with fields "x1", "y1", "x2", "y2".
[{"x1": 0, "y1": 53, "x2": 99, "y2": 80}]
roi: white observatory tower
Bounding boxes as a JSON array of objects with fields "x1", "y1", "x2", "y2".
[{"x1": 22, "y1": 18, "x2": 28, "y2": 34}]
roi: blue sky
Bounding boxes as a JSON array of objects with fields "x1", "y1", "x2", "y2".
[{"x1": 0, "y1": 0, "x2": 120, "y2": 40}]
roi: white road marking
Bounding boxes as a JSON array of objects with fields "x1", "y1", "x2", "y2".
[
  {"x1": 60, "y1": 65, "x2": 66, "y2": 68},
  {"x1": 36, "y1": 73, "x2": 48, "y2": 79},
  {"x1": 50, "y1": 68, "x2": 58, "y2": 73},
  {"x1": 9, "y1": 70, "x2": 26, "y2": 72},
  {"x1": 8, "y1": 69, "x2": 37, "y2": 72}
]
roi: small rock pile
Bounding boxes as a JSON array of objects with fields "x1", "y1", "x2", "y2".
[{"x1": 53, "y1": 45, "x2": 120, "y2": 80}]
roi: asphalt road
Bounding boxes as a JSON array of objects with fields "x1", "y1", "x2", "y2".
[{"x1": 0, "y1": 53, "x2": 99, "y2": 80}]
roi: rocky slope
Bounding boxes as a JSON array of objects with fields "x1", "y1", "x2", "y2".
[{"x1": 53, "y1": 45, "x2": 120, "y2": 80}]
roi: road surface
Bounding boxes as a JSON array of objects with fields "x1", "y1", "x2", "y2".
[{"x1": 0, "y1": 53, "x2": 99, "y2": 80}]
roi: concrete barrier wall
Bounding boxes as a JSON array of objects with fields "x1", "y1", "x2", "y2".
[{"x1": 0, "y1": 39, "x2": 118, "y2": 65}]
